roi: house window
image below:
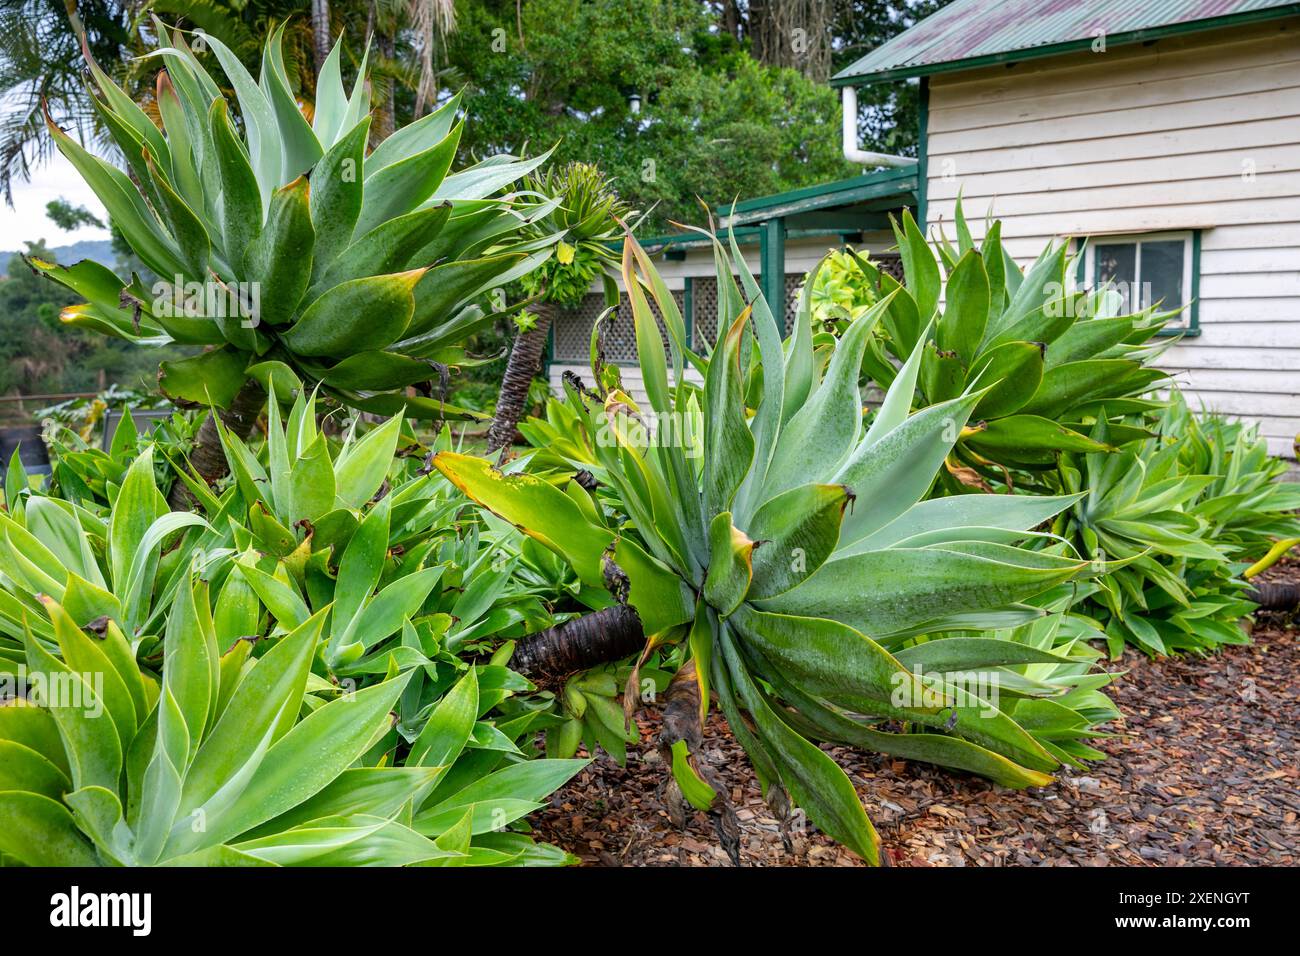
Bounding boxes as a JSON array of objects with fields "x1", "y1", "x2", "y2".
[{"x1": 1080, "y1": 231, "x2": 1199, "y2": 335}]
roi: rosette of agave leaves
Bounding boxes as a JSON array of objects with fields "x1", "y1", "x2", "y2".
[
  {"x1": 436, "y1": 235, "x2": 1120, "y2": 862},
  {"x1": 850, "y1": 204, "x2": 1175, "y2": 487},
  {"x1": 34, "y1": 20, "x2": 556, "y2": 420}
]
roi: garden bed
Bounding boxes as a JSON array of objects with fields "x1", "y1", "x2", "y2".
[{"x1": 533, "y1": 620, "x2": 1299, "y2": 867}]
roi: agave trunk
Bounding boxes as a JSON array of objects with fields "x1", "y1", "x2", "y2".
[
  {"x1": 487, "y1": 302, "x2": 556, "y2": 453},
  {"x1": 510, "y1": 604, "x2": 644, "y2": 682},
  {"x1": 1246, "y1": 580, "x2": 1300, "y2": 612},
  {"x1": 167, "y1": 378, "x2": 265, "y2": 510}
]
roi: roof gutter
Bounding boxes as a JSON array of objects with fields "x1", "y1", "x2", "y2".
[{"x1": 841, "y1": 86, "x2": 913, "y2": 169}]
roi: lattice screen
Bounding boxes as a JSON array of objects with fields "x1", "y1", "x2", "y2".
[
  {"x1": 553, "y1": 253, "x2": 905, "y2": 362},
  {"x1": 552, "y1": 291, "x2": 681, "y2": 363}
]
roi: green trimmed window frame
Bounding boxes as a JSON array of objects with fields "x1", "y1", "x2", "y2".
[{"x1": 1073, "y1": 229, "x2": 1201, "y2": 337}]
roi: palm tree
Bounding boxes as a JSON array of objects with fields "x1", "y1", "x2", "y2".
[
  {"x1": 486, "y1": 162, "x2": 630, "y2": 453},
  {"x1": 0, "y1": 0, "x2": 142, "y2": 204}
]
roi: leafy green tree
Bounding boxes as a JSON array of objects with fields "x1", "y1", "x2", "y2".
[
  {"x1": 0, "y1": 241, "x2": 175, "y2": 396},
  {"x1": 44, "y1": 198, "x2": 105, "y2": 232},
  {"x1": 446, "y1": 0, "x2": 856, "y2": 234},
  {"x1": 833, "y1": 0, "x2": 952, "y2": 156}
]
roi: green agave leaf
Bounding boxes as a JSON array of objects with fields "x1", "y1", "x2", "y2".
[
  {"x1": 65, "y1": 785, "x2": 134, "y2": 865},
  {"x1": 703, "y1": 513, "x2": 755, "y2": 616},
  {"x1": 718, "y1": 626, "x2": 879, "y2": 862},
  {"x1": 1045, "y1": 314, "x2": 1142, "y2": 368},
  {"x1": 235, "y1": 814, "x2": 452, "y2": 866},
  {"x1": 835, "y1": 393, "x2": 982, "y2": 548},
  {"x1": 178, "y1": 610, "x2": 326, "y2": 821},
  {"x1": 23, "y1": 255, "x2": 124, "y2": 311},
  {"x1": 969, "y1": 341, "x2": 1044, "y2": 419},
  {"x1": 310, "y1": 116, "x2": 371, "y2": 280},
  {"x1": 937, "y1": 249, "x2": 989, "y2": 366},
  {"x1": 731, "y1": 606, "x2": 1060, "y2": 773},
  {"x1": 311, "y1": 36, "x2": 349, "y2": 145},
  {"x1": 0, "y1": 739, "x2": 70, "y2": 799},
  {"x1": 354, "y1": 123, "x2": 462, "y2": 238},
  {"x1": 0, "y1": 701, "x2": 68, "y2": 774},
  {"x1": 143, "y1": 151, "x2": 210, "y2": 280},
  {"x1": 894, "y1": 208, "x2": 940, "y2": 323},
  {"x1": 330, "y1": 495, "x2": 390, "y2": 656},
  {"x1": 246, "y1": 766, "x2": 442, "y2": 839},
  {"x1": 335, "y1": 414, "x2": 403, "y2": 509},
  {"x1": 209, "y1": 98, "x2": 262, "y2": 267},
  {"x1": 366, "y1": 91, "x2": 463, "y2": 176},
  {"x1": 181, "y1": 672, "x2": 412, "y2": 852},
  {"x1": 761, "y1": 660, "x2": 1053, "y2": 788},
  {"x1": 283, "y1": 270, "x2": 425, "y2": 357},
  {"x1": 47, "y1": 116, "x2": 185, "y2": 281},
  {"x1": 159, "y1": 347, "x2": 249, "y2": 409},
  {"x1": 763, "y1": 295, "x2": 890, "y2": 499},
  {"x1": 965, "y1": 415, "x2": 1114, "y2": 457},
  {"x1": 746, "y1": 483, "x2": 850, "y2": 600},
  {"x1": 0, "y1": 791, "x2": 99, "y2": 866},
  {"x1": 24, "y1": 496, "x2": 102, "y2": 586},
  {"x1": 758, "y1": 546, "x2": 1083, "y2": 639},
  {"x1": 848, "y1": 492, "x2": 1082, "y2": 554},
  {"x1": 108, "y1": 445, "x2": 159, "y2": 593},
  {"x1": 434, "y1": 452, "x2": 615, "y2": 586},
  {"x1": 320, "y1": 351, "x2": 444, "y2": 392},
  {"x1": 409, "y1": 668, "x2": 479, "y2": 769},
  {"x1": 407, "y1": 253, "x2": 532, "y2": 336},
  {"x1": 288, "y1": 433, "x2": 336, "y2": 522},
  {"x1": 350, "y1": 566, "x2": 444, "y2": 653},
  {"x1": 202, "y1": 31, "x2": 282, "y2": 207},
  {"x1": 613, "y1": 537, "x2": 696, "y2": 634},
  {"x1": 986, "y1": 240, "x2": 1068, "y2": 346},
  {"x1": 316, "y1": 203, "x2": 453, "y2": 293},
  {"x1": 416, "y1": 758, "x2": 588, "y2": 834},
  {"x1": 243, "y1": 176, "x2": 315, "y2": 327},
  {"x1": 1020, "y1": 359, "x2": 1142, "y2": 419},
  {"x1": 894, "y1": 638, "x2": 1079, "y2": 671},
  {"x1": 260, "y1": 24, "x2": 323, "y2": 183},
  {"x1": 703, "y1": 310, "x2": 756, "y2": 516},
  {"x1": 45, "y1": 599, "x2": 137, "y2": 749},
  {"x1": 23, "y1": 622, "x2": 121, "y2": 792}
]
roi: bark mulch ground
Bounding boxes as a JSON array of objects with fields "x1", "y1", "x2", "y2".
[{"x1": 532, "y1": 620, "x2": 1299, "y2": 867}]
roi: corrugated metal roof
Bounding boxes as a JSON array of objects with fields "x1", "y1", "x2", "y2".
[{"x1": 833, "y1": 0, "x2": 1300, "y2": 84}]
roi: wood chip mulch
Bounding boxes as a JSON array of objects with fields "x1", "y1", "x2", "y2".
[{"x1": 531, "y1": 620, "x2": 1299, "y2": 867}]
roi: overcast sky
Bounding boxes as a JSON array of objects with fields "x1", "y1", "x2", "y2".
[{"x1": 6, "y1": 151, "x2": 111, "y2": 246}]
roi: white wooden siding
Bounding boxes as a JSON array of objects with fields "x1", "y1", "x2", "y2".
[{"x1": 926, "y1": 19, "x2": 1300, "y2": 458}]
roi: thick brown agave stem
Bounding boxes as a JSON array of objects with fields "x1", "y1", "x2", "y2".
[
  {"x1": 486, "y1": 301, "x2": 558, "y2": 454},
  {"x1": 1246, "y1": 581, "x2": 1300, "y2": 612},
  {"x1": 166, "y1": 379, "x2": 266, "y2": 511},
  {"x1": 510, "y1": 604, "x2": 645, "y2": 683}
]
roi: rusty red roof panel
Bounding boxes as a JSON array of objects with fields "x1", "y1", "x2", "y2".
[{"x1": 834, "y1": 0, "x2": 1300, "y2": 83}]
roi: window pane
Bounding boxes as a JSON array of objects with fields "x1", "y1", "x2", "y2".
[
  {"x1": 1095, "y1": 243, "x2": 1137, "y2": 313},
  {"x1": 1140, "y1": 240, "x2": 1186, "y2": 313}
]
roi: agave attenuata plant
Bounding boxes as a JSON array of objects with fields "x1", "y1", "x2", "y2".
[
  {"x1": 435, "y1": 234, "x2": 1116, "y2": 862},
  {"x1": 0, "y1": 582, "x2": 585, "y2": 866},
  {"x1": 33, "y1": 20, "x2": 555, "y2": 500},
  {"x1": 847, "y1": 204, "x2": 1174, "y2": 487}
]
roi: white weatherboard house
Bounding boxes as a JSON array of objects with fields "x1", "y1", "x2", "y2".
[{"x1": 547, "y1": 0, "x2": 1299, "y2": 458}]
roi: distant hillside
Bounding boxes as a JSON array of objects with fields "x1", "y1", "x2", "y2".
[{"x1": 0, "y1": 238, "x2": 116, "y2": 270}]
